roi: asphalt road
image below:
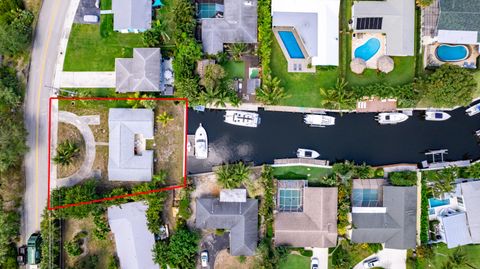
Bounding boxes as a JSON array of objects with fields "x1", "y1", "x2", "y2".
[{"x1": 23, "y1": 0, "x2": 71, "y2": 242}]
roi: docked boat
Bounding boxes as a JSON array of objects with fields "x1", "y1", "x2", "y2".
[
  {"x1": 224, "y1": 110, "x2": 261, "y2": 128},
  {"x1": 375, "y1": 112, "x2": 409, "y2": 124},
  {"x1": 425, "y1": 111, "x2": 451, "y2": 121},
  {"x1": 304, "y1": 114, "x2": 336, "y2": 127},
  {"x1": 466, "y1": 103, "x2": 480, "y2": 116},
  {"x1": 297, "y1": 148, "x2": 320, "y2": 159},
  {"x1": 194, "y1": 124, "x2": 208, "y2": 159}
]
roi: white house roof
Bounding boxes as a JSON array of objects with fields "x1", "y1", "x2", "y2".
[
  {"x1": 112, "y1": 0, "x2": 152, "y2": 31},
  {"x1": 456, "y1": 180, "x2": 480, "y2": 243},
  {"x1": 440, "y1": 212, "x2": 473, "y2": 248},
  {"x1": 352, "y1": 0, "x2": 415, "y2": 56},
  {"x1": 272, "y1": 0, "x2": 340, "y2": 66},
  {"x1": 108, "y1": 108, "x2": 154, "y2": 181},
  {"x1": 108, "y1": 202, "x2": 159, "y2": 269}
]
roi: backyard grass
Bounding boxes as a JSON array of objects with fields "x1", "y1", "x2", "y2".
[
  {"x1": 63, "y1": 19, "x2": 144, "y2": 71},
  {"x1": 279, "y1": 254, "x2": 310, "y2": 269},
  {"x1": 271, "y1": 38, "x2": 338, "y2": 108},
  {"x1": 222, "y1": 61, "x2": 245, "y2": 79},
  {"x1": 272, "y1": 166, "x2": 333, "y2": 186},
  {"x1": 100, "y1": 0, "x2": 112, "y2": 10},
  {"x1": 420, "y1": 244, "x2": 480, "y2": 268}
]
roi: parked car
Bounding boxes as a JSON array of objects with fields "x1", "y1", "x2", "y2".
[
  {"x1": 201, "y1": 250, "x2": 209, "y2": 267},
  {"x1": 311, "y1": 257, "x2": 319, "y2": 269},
  {"x1": 363, "y1": 257, "x2": 380, "y2": 268},
  {"x1": 27, "y1": 233, "x2": 42, "y2": 265},
  {"x1": 17, "y1": 245, "x2": 27, "y2": 265}
]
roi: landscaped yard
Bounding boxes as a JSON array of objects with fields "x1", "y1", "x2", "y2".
[
  {"x1": 279, "y1": 254, "x2": 310, "y2": 269},
  {"x1": 222, "y1": 61, "x2": 245, "y2": 79},
  {"x1": 63, "y1": 17, "x2": 144, "y2": 71},
  {"x1": 273, "y1": 165, "x2": 333, "y2": 185},
  {"x1": 270, "y1": 38, "x2": 338, "y2": 108},
  {"x1": 56, "y1": 123, "x2": 85, "y2": 178},
  {"x1": 417, "y1": 244, "x2": 480, "y2": 268}
]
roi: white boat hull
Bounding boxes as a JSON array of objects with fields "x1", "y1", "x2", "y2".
[
  {"x1": 425, "y1": 111, "x2": 451, "y2": 121},
  {"x1": 224, "y1": 110, "x2": 261, "y2": 128},
  {"x1": 376, "y1": 113, "x2": 409, "y2": 124},
  {"x1": 297, "y1": 148, "x2": 320, "y2": 159},
  {"x1": 195, "y1": 124, "x2": 208, "y2": 159},
  {"x1": 466, "y1": 104, "x2": 480, "y2": 116},
  {"x1": 304, "y1": 114, "x2": 335, "y2": 127}
]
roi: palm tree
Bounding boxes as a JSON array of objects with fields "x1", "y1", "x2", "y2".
[
  {"x1": 233, "y1": 162, "x2": 251, "y2": 183},
  {"x1": 448, "y1": 247, "x2": 477, "y2": 269},
  {"x1": 53, "y1": 140, "x2": 80, "y2": 166},
  {"x1": 256, "y1": 75, "x2": 289, "y2": 105},
  {"x1": 156, "y1": 111, "x2": 174, "y2": 127},
  {"x1": 142, "y1": 20, "x2": 171, "y2": 47},
  {"x1": 319, "y1": 78, "x2": 355, "y2": 110},
  {"x1": 215, "y1": 162, "x2": 251, "y2": 189},
  {"x1": 227, "y1": 43, "x2": 250, "y2": 61}
]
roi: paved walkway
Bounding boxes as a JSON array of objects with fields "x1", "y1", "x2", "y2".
[
  {"x1": 60, "y1": 71, "x2": 116, "y2": 88},
  {"x1": 353, "y1": 248, "x2": 407, "y2": 269},
  {"x1": 55, "y1": 111, "x2": 99, "y2": 188}
]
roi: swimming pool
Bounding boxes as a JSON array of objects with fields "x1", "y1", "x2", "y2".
[
  {"x1": 352, "y1": 189, "x2": 379, "y2": 207},
  {"x1": 198, "y1": 3, "x2": 222, "y2": 18},
  {"x1": 354, "y1": 38, "x2": 381, "y2": 61},
  {"x1": 436, "y1": 44, "x2": 469, "y2": 62},
  {"x1": 278, "y1": 31, "x2": 305, "y2": 59},
  {"x1": 428, "y1": 198, "x2": 450, "y2": 208}
]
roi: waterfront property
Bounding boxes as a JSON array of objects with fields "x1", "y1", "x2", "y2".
[
  {"x1": 108, "y1": 108, "x2": 154, "y2": 181},
  {"x1": 108, "y1": 201, "x2": 159, "y2": 269},
  {"x1": 274, "y1": 180, "x2": 338, "y2": 248},
  {"x1": 350, "y1": 179, "x2": 417, "y2": 249},
  {"x1": 195, "y1": 189, "x2": 258, "y2": 256},
  {"x1": 112, "y1": 0, "x2": 152, "y2": 33},
  {"x1": 200, "y1": 0, "x2": 257, "y2": 54},
  {"x1": 422, "y1": 0, "x2": 480, "y2": 68},
  {"x1": 428, "y1": 180, "x2": 480, "y2": 248},
  {"x1": 115, "y1": 48, "x2": 174, "y2": 94},
  {"x1": 271, "y1": 0, "x2": 340, "y2": 72}
]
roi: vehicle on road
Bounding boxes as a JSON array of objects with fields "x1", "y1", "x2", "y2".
[
  {"x1": 297, "y1": 148, "x2": 320, "y2": 159},
  {"x1": 311, "y1": 257, "x2": 319, "y2": 269},
  {"x1": 27, "y1": 233, "x2": 42, "y2": 265},
  {"x1": 17, "y1": 245, "x2": 27, "y2": 265},
  {"x1": 201, "y1": 250, "x2": 209, "y2": 267},
  {"x1": 466, "y1": 103, "x2": 480, "y2": 116},
  {"x1": 195, "y1": 124, "x2": 208, "y2": 159},
  {"x1": 224, "y1": 110, "x2": 261, "y2": 128},
  {"x1": 304, "y1": 113, "x2": 335, "y2": 127},
  {"x1": 425, "y1": 111, "x2": 451, "y2": 121},
  {"x1": 375, "y1": 112, "x2": 409, "y2": 124},
  {"x1": 363, "y1": 257, "x2": 380, "y2": 268}
]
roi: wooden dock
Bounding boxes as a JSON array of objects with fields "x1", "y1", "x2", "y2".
[{"x1": 273, "y1": 158, "x2": 330, "y2": 167}]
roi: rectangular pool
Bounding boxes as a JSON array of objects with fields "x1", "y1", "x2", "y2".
[
  {"x1": 278, "y1": 31, "x2": 305, "y2": 59},
  {"x1": 352, "y1": 189, "x2": 380, "y2": 207},
  {"x1": 428, "y1": 198, "x2": 450, "y2": 208}
]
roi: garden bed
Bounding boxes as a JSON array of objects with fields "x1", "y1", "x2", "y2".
[{"x1": 56, "y1": 123, "x2": 86, "y2": 178}]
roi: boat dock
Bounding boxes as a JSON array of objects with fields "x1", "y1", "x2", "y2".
[
  {"x1": 273, "y1": 158, "x2": 330, "y2": 167},
  {"x1": 187, "y1": 135, "x2": 195, "y2": 157}
]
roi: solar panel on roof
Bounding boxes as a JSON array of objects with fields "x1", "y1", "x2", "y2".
[{"x1": 356, "y1": 17, "x2": 383, "y2": 30}]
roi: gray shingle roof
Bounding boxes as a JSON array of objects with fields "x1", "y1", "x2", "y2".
[
  {"x1": 116, "y1": 48, "x2": 161, "y2": 93},
  {"x1": 351, "y1": 186, "x2": 417, "y2": 249},
  {"x1": 437, "y1": 0, "x2": 480, "y2": 42},
  {"x1": 201, "y1": 0, "x2": 258, "y2": 54},
  {"x1": 353, "y1": 0, "x2": 415, "y2": 56},
  {"x1": 274, "y1": 187, "x2": 338, "y2": 248},
  {"x1": 108, "y1": 108, "x2": 154, "y2": 181},
  {"x1": 195, "y1": 198, "x2": 258, "y2": 256},
  {"x1": 112, "y1": 0, "x2": 152, "y2": 31}
]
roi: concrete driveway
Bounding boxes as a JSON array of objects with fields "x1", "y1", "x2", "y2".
[
  {"x1": 198, "y1": 232, "x2": 229, "y2": 269},
  {"x1": 60, "y1": 71, "x2": 116, "y2": 88},
  {"x1": 353, "y1": 248, "x2": 407, "y2": 269},
  {"x1": 310, "y1": 248, "x2": 328, "y2": 269}
]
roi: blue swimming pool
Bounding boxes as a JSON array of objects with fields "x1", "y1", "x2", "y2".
[
  {"x1": 354, "y1": 38, "x2": 381, "y2": 61},
  {"x1": 352, "y1": 189, "x2": 379, "y2": 207},
  {"x1": 278, "y1": 31, "x2": 305, "y2": 59},
  {"x1": 428, "y1": 198, "x2": 450, "y2": 208},
  {"x1": 436, "y1": 44, "x2": 469, "y2": 62}
]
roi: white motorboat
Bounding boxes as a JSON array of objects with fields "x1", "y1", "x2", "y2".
[
  {"x1": 224, "y1": 110, "x2": 261, "y2": 128},
  {"x1": 425, "y1": 111, "x2": 451, "y2": 121},
  {"x1": 466, "y1": 103, "x2": 480, "y2": 116},
  {"x1": 375, "y1": 112, "x2": 409, "y2": 124},
  {"x1": 304, "y1": 114, "x2": 335, "y2": 127},
  {"x1": 296, "y1": 148, "x2": 320, "y2": 159},
  {"x1": 194, "y1": 124, "x2": 208, "y2": 159}
]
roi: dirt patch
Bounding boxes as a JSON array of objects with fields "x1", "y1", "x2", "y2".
[
  {"x1": 214, "y1": 249, "x2": 255, "y2": 269},
  {"x1": 57, "y1": 123, "x2": 86, "y2": 178},
  {"x1": 63, "y1": 216, "x2": 116, "y2": 269}
]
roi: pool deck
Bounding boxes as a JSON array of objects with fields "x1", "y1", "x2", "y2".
[
  {"x1": 273, "y1": 26, "x2": 316, "y2": 73},
  {"x1": 425, "y1": 42, "x2": 479, "y2": 69},
  {"x1": 351, "y1": 33, "x2": 387, "y2": 69}
]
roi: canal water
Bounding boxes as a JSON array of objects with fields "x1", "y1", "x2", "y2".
[{"x1": 187, "y1": 106, "x2": 480, "y2": 174}]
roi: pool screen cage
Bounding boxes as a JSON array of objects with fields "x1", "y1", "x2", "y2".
[
  {"x1": 276, "y1": 180, "x2": 306, "y2": 212},
  {"x1": 352, "y1": 189, "x2": 381, "y2": 207},
  {"x1": 196, "y1": 0, "x2": 224, "y2": 19}
]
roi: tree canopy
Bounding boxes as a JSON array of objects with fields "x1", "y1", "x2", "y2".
[{"x1": 153, "y1": 226, "x2": 199, "y2": 269}]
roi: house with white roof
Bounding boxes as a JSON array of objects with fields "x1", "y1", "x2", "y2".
[
  {"x1": 112, "y1": 0, "x2": 152, "y2": 33},
  {"x1": 108, "y1": 108, "x2": 154, "y2": 181},
  {"x1": 108, "y1": 201, "x2": 159, "y2": 269},
  {"x1": 271, "y1": 0, "x2": 340, "y2": 68}
]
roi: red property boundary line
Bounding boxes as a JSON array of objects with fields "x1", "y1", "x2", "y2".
[{"x1": 47, "y1": 97, "x2": 189, "y2": 210}]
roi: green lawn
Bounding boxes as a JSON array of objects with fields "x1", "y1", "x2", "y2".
[
  {"x1": 271, "y1": 38, "x2": 338, "y2": 107},
  {"x1": 273, "y1": 166, "x2": 333, "y2": 186},
  {"x1": 222, "y1": 61, "x2": 245, "y2": 79},
  {"x1": 100, "y1": 0, "x2": 112, "y2": 10},
  {"x1": 279, "y1": 254, "x2": 310, "y2": 269},
  {"x1": 63, "y1": 19, "x2": 144, "y2": 71},
  {"x1": 420, "y1": 244, "x2": 480, "y2": 268}
]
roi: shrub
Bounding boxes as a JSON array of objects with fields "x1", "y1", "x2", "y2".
[
  {"x1": 237, "y1": 255, "x2": 246, "y2": 264},
  {"x1": 65, "y1": 239, "x2": 82, "y2": 257},
  {"x1": 53, "y1": 140, "x2": 80, "y2": 166},
  {"x1": 257, "y1": 0, "x2": 272, "y2": 76},
  {"x1": 367, "y1": 243, "x2": 383, "y2": 253},
  {"x1": 420, "y1": 178, "x2": 429, "y2": 244},
  {"x1": 299, "y1": 249, "x2": 313, "y2": 257},
  {"x1": 100, "y1": 14, "x2": 113, "y2": 38},
  {"x1": 389, "y1": 171, "x2": 417, "y2": 186}
]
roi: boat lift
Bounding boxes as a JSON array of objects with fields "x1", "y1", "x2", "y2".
[
  {"x1": 425, "y1": 149, "x2": 448, "y2": 163},
  {"x1": 421, "y1": 149, "x2": 471, "y2": 170}
]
